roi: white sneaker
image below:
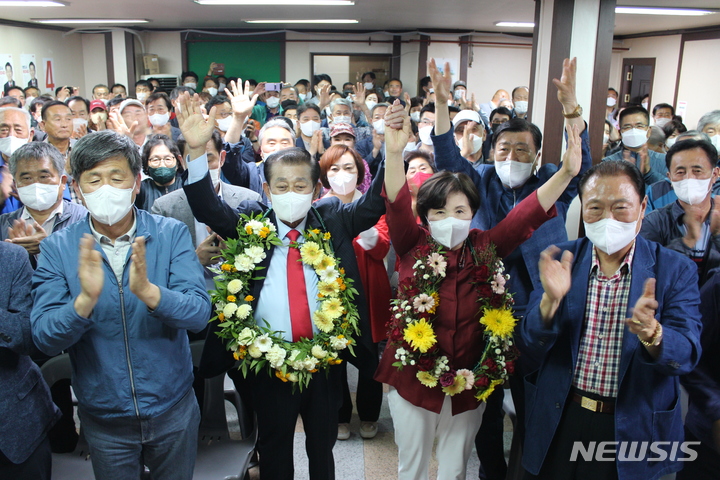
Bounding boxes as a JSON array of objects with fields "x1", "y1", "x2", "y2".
[
  {"x1": 337, "y1": 423, "x2": 350, "y2": 440},
  {"x1": 360, "y1": 422, "x2": 378, "y2": 439}
]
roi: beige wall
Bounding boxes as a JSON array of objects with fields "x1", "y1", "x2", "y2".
[
  {"x1": 1, "y1": 24, "x2": 86, "y2": 96},
  {"x1": 676, "y1": 38, "x2": 720, "y2": 130},
  {"x1": 467, "y1": 36, "x2": 533, "y2": 108},
  {"x1": 81, "y1": 33, "x2": 107, "y2": 95}
]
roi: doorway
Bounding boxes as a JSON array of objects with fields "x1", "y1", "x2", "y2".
[
  {"x1": 311, "y1": 54, "x2": 391, "y2": 90},
  {"x1": 620, "y1": 58, "x2": 655, "y2": 108}
]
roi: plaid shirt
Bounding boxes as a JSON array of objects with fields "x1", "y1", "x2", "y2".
[{"x1": 573, "y1": 242, "x2": 636, "y2": 398}]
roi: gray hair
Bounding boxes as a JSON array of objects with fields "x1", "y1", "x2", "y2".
[
  {"x1": 677, "y1": 130, "x2": 711, "y2": 143},
  {"x1": 329, "y1": 98, "x2": 352, "y2": 113},
  {"x1": 0, "y1": 106, "x2": 31, "y2": 130},
  {"x1": 258, "y1": 117, "x2": 296, "y2": 144},
  {"x1": 697, "y1": 110, "x2": 720, "y2": 133},
  {"x1": 170, "y1": 86, "x2": 195, "y2": 101},
  {"x1": 69, "y1": 130, "x2": 141, "y2": 179},
  {"x1": 647, "y1": 126, "x2": 666, "y2": 147},
  {"x1": 8, "y1": 142, "x2": 65, "y2": 178},
  {"x1": 370, "y1": 102, "x2": 390, "y2": 119}
]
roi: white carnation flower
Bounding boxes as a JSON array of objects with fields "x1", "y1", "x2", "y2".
[
  {"x1": 236, "y1": 304, "x2": 252, "y2": 320},
  {"x1": 234, "y1": 255, "x2": 254, "y2": 272},
  {"x1": 318, "y1": 266, "x2": 339, "y2": 283},
  {"x1": 248, "y1": 344, "x2": 262, "y2": 358},
  {"x1": 303, "y1": 357, "x2": 318, "y2": 370},
  {"x1": 329, "y1": 336, "x2": 348, "y2": 350},
  {"x1": 311, "y1": 345, "x2": 327, "y2": 359},
  {"x1": 237, "y1": 327, "x2": 256, "y2": 345},
  {"x1": 246, "y1": 219, "x2": 264, "y2": 234},
  {"x1": 244, "y1": 245, "x2": 267, "y2": 264},
  {"x1": 227, "y1": 279, "x2": 244, "y2": 295},
  {"x1": 287, "y1": 373, "x2": 299, "y2": 383},
  {"x1": 223, "y1": 303, "x2": 238, "y2": 318},
  {"x1": 254, "y1": 334, "x2": 273, "y2": 352},
  {"x1": 266, "y1": 344, "x2": 287, "y2": 369}
]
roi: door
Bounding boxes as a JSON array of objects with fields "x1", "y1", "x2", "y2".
[{"x1": 620, "y1": 58, "x2": 655, "y2": 108}]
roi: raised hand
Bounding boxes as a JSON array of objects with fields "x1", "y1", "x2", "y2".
[
  {"x1": 353, "y1": 82, "x2": 367, "y2": 106},
  {"x1": 459, "y1": 122, "x2": 475, "y2": 159},
  {"x1": 107, "y1": 110, "x2": 138, "y2": 138},
  {"x1": 626, "y1": 278, "x2": 659, "y2": 344},
  {"x1": 226, "y1": 79, "x2": 259, "y2": 119},
  {"x1": 403, "y1": 92, "x2": 412, "y2": 113},
  {"x1": 428, "y1": 58, "x2": 452, "y2": 104},
  {"x1": 560, "y1": 124, "x2": 582, "y2": 178},
  {"x1": 552, "y1": 57, "x2": 578, "y2": 111},
  {"x1": 74, "y1": 234, "x2": 104, "y2": 318},
  {"x1": 309, "y1": 129, "x2": 325, "y2": 157},
  {"x1": 682, "y1": 203, "x2": 705, "y2": 247},
  {"x1": 318, "y1": 84, "x2": 332, "y2": 110},
  {"x1": 384, "y1": 100, "x2": 411, "y2": 155},
  {"x1": 177, "y1": 92, "x2": 217, "y2": 150},
  {"x1": 129, "y1": 236, "x2": 161, "y2": 310},
  {"x1": 6, "y1": 219, "x2": 47, "y2": 255},
  {"x1": 538, "y1": 246, "x2": 574, "y2": 324}
]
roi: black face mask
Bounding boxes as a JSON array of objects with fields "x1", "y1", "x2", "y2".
[{"x1": 148, "y1": 166, "x2": 177, "y2": 185}]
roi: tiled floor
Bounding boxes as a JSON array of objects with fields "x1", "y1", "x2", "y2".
[{"x1": 247, "y1": 364, "x2": 512, "y2": 480}]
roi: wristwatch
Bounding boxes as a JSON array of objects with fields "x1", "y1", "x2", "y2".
[
  {"x1": 562, "y1": 104, "x2": 583, "y2": 119},
  {"x1": 639, "y1": 322, "x2": 663, "y2": 347}
]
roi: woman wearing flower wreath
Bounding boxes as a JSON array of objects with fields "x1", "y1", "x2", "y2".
[
  {"x1": 176, "y1": 90, "x2": 387, "y2": 480},
  {"x1": 318, "y1": 144, "x2": 392, "y2": 440},
  {"x1": 376, "y1": 98, "x2": 583, "y2": 479}
]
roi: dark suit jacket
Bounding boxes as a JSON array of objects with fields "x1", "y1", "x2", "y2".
[
  {"x1": 520, "y1": 236, "x2": 702, "y2": 480},
  {"x1": 183, "y1": 164, "x2": 386, "y2": 379},
  {"x1": 0, "y1": 242, "x2": 60, "y2": 464}
]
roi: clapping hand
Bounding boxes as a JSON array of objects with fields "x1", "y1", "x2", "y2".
[
  {"x1": 129, "y1": 236, "x2": 161, "y2": 310},
  {"x1": 6, "y1": 218, "x2": 47, "y2": 255},
  {"x1": 538, "y1": 245, "x2": 574, "y2": 324},
  {"x1": 560, "y1": 124, "x2": 582, "y2": 179},
  {"x1": 626, "y1": 278, "x2": 659, "y2": 343},
  {"x1": 74, "y1": 234, "x2": 104, "y2": 318}
]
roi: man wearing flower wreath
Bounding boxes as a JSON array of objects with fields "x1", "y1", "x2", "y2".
[
  {"x1": 177, "y1": 91, "x2": 386, "y2": 480},
  {"x1": 374, "y1": 92, "x2": 582, "y2": 479},
  {"x1": 521, "y1": 159, "x2": 702, "y2": 480}
]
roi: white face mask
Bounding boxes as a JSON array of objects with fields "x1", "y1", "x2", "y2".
[
  {"x1": 149, "y1": 113, "x2": 169, "y2": 127},
  {"x1": 300, "y1": 120, "x2": 321, "y2": 137},
  {"x1": 298, "y1": 93, "x2": 308, "y2": 101},
  {"x1": 332, "y1": 115, "x2": 351, "y2": 125},
  {"x1": 136, "y1": 92, "x2": 149, "y2": 103},
  {"x1": 383, "y1": 90, "x2": 389, "y2": 98},
  {"x1": 73, "y1": 118, "x2": 88, "y2": 131},
  {"x1": 454, "y1": 90, "x2": 464, "y2": 101},
  {"x1": 218, "y1": 83, "x2": 226, "y2": 92},
  {"x1": 494, "y1": 158, "x2": 535, "y2": 188},
  {"x1": 514, "y1": 101, "x2": 529, "y2": 115},
  {"x1": 328, "y1": 170, "x2": 357, "y2": 196},
  {"x1": 25, "y1": 96, "x2": 35, "y2": 109},
  {"x1": 209, "y1": 167, "x2": 221, "y2": 190},
  {"x1": 584, "y1": 213, "x2": 640, "y2": 255},
  {"x1": 270, "y1": 191, "x2": 314, "y2": 224},
  {"x1": 458, "y1": 133, "x2": 483, "y2": 156},
  {"x1": 100, "y1": 98, "x2": 109, "y2": 106},
  {"x1": 603, "y1": 134, "x2": 610, "y2": 145},
  {"x1": 365, "y1": 100, "x2": 377, "y2": 111},
  {"x1": 429, "y1": 216, "x2": 472, "y2": 249},
  {"x1": 672, "y1": 177, "x2": 712, "y2": 206},
  {"x1": 642, "y1": 102, "x2": 649, "y2": 111},
  {"x1": 17, "y1": 181, "x2": 60, "y2": 211},
  {"x1": 666, "y1": 137, "x2": 677, "y2": 149},
  {"x1": 621, "y1": 128, "x2": 648, "y2": 149},
  {"x1": 0, "y1": 135, "x2": 29, "y2": 157},
  {"x1": 216, "y1": 116, "x2": 233, "y2": 132},
  {"x1": 81, "y1": 184, "x2": 135, "y2": 227},
  {"x1": 373, "y1": 119, "x2": 385, "y2": 135},
  {"x1": 410, "y1": 111, "x2": 421, "y2": 123},
  {"x1": 418, "y1": 125, "x2": 434, "y2": 145},
  {"x1": 710, "y1": 134, "x2": 720, "y2": 152},
  {"x1": 403, "y1": 141, "x2": 417, "y2": 154},
  {"x1": 363, "y1": 82, "x2": 374, "y2": 90},
  {"x1": 184, "y1": 82, "x2": 197, "y2": 90},
  {"x1": 429, "y1": 88, "x2": 435, "y2": 94},
  {"x1": 290, "y1": 118, "x2": 297, "y2": 130},
  {"x1": 607, "y1": 97, "x2": 617, "y2": 108},
  {"x1": 91, "y1": 112, "x2": 108, "y2": 124},
  {"x1": 654, "y1": 117, "x2": 671, "y2": 128},
  {"x1": 266, "y1": 96, "x2": 280, "y2": 109},
  {"x1": 206, "y1": 87, "x2": 218, "y2": 97}
]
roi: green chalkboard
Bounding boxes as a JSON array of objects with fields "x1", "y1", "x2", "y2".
[{"x1": 186, "y1": 36, "x2": 282, "y2": 82}]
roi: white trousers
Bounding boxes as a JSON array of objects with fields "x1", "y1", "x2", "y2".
[{"x1": 388, "y1": 387, "x2": 486, "y2": 480}]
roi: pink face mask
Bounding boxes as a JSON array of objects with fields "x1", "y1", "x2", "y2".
[{"x1": 408, "y1": 171, "x2": 434, "y2": 195}]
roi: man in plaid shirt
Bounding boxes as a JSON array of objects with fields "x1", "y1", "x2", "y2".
[{"x1": 520, "y1": 159, "x2": 702, "y2": 480}]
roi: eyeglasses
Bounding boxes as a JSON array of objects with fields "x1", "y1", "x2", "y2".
[
  {"x1": 148, "y1": 156, "x2": 176, "y2": 167},
  {"x1": 620, "y1": 123, "x2": 648, "y2": 132}
]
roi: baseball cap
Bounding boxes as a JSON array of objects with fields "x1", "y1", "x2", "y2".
[
  {"x1": 452, "y1": 109, "x2": 482, "y2": 128},
  {"x1": 452, "y1": 80, "x2": 467, "y2": 90},
  {"x1": 118, "y1": 99, "x2": 144, "y2": 114},
  {"x1": 329, "y1": 123, "x2": 356, "y2": 138},
  {"x1": 89, "y1": 99, "x2": 107, "y2": 111}
]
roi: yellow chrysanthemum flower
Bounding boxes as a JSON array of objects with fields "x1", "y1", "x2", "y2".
[
  {"x1": 227, "y1": 295, "x2": 236, "y2": 303},
  {"x1": 323, "y1": 232, "x2": 332, "y2": 240},
  {"x1": 318, "y1": 281, "x2": 340, "y2": 297},
  {"x1": 317, "y1": 254, "x2": 336, "y2": 270},
  {"x1": 475, "y1": 379, "x2": 504, "y2": 402},
  {"x1": 430, "y1": 292, "x2": 440, "y2": 314},
  {"x1": 322, "y1": 298, "x2": 345, "y2": 319},
  {"x1": 480, "y1": 308, "x2": 517, "y2": 338},
  {"x1": 311, "y1": 229, "x2": 321, "y2": 235},
  {"x1": 313, "y1": 310, "x2": 334, "y2": 333},
  {"x1": 245, "y1": 225, "x2": 253, "y2": 235},
  {"x1": 403, "y1": 319, "x2": 437, "y2": 353},
  {"x1": 416, "y1": 371, "x2": 438, "y2": 388},
  {"x1": 300, "y1": 242, "x2": 324, "y2": 266},
  {"x1": 259, "y1": 227, "x2": 270, "y2": 238},
  {"x1": 441, "y1": 375, "x2": 466, "y2": 396},
  {"x1": 244, "y1": 295, "x2": 254, "y2": 302}
]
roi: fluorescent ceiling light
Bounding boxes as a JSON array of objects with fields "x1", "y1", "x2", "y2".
[
  {"x1": 495, "y1": 22, "x2": 535, "y2": 28},
  {"x1": 196, "y1": 0, "x2": 354, "y2": 5},
  {"x1": 615, "y1": 6, "x2": 717, "y2": 16},
  {"x1": 244, "y1": 19, "x2": 358, "y2": 23},
  {"x1": 0, "y1": 1, "x2": 66, "y2": 6},
  {"x1": 33, "y1": 18, "x2": 149, "y2": 24}
]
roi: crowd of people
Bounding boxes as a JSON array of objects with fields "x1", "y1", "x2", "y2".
[{"x1": 0, "y1": 56, "x2": 719, "y2": 480}]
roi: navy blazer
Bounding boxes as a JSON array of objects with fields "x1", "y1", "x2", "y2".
[
  {"x1": 431, "y1": 126, "x2": 592, "y2": 317},
  {"x1": 0, "y1": 242, "x2": 60, "y2": 464},
  {"x1": 183, "y1": 164, "x2": 386, "y2": 378},
  {"x1": 520, "y1": 236, "x2": 702, "y2": 480}
]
